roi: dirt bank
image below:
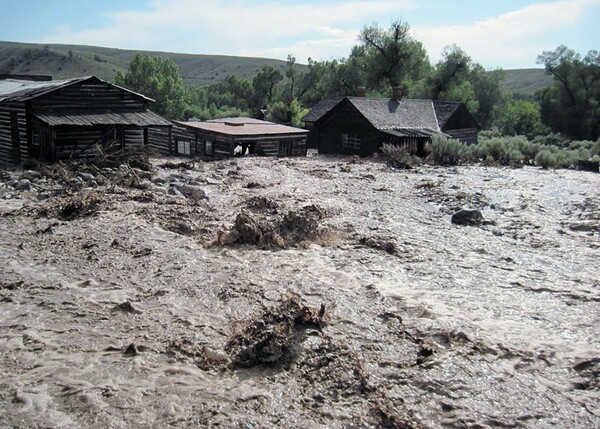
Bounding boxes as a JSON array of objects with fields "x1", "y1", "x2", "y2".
[{"x1": 0, "y1": 155, "x2": 598, "y2": 428}]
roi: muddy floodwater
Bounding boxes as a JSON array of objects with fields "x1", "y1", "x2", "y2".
[{"x1": 0, "y1": 155, "x2": 598, "y2": 428}]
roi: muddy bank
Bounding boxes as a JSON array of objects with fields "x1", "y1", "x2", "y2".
[{"x1": 0, "y1": 155, "x2": 598, "y2": 428}]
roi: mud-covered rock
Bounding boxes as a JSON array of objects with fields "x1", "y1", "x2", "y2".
[
  {"x1": 19, "y1": 170, "x2": 42, "y2": 182},
  {"x1": 451, "y1": 209, "x2": 483, "y2": 226},
  {"x1": 233, "y1": 211, "x2": 263, "y2": 244},
  {"x1": 244, "y1": 196, "x2": 279, "y2": 214},
  {"x1": 568, "y1": 220, "x2": 600, "y2": 232},
  {"x1": 14, "y1": 179, "x2": 31, "y2": 191},
  {"x1": 359, "y1": 236, "x2": 399, "y2": 255},
  {"x1": 177, "y1": 184, "x2": 207, "y2": 201}
]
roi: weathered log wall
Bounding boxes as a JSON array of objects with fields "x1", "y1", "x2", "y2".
[
  {"x1": 316, "y1": 100, "x2": 380, "y2": 155},
  {"x1": 0, "y1": 103, "x2": 27, "y2": 164},
  {"x1": 445, "y1": 128, "x2": 478, "y2": 145}
]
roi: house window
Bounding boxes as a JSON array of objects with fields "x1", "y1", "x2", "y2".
[
  {"x1": 205, "y1": 140, "x2": 214, "y2": 156},
  {"x1": 279, "y1": 140, "x2": 292, "y2": 156},
  {"x1": 177, "y1": 140, "x2": 191, "y2": 155},
  {"x1": 342, "y1": 133, "x2": 361, "y2": 150}
]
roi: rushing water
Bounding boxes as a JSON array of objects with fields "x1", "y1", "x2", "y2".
[{"x1": 0, "y1": 157, "x2": 598, "y2": 428}]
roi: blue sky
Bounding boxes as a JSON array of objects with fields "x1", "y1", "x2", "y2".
[{"x1": 1, "y1": 0, "x2": 599, "y2": 69}]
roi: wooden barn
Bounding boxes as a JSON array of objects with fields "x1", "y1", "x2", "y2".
[
  {"x1": 302, "y1": 93, "x2": 478, "y2": 156},
  {"x1": 149, "y1": 117, "x2": 308, "y2": 159},
  {"x1": 0, "y1": 75, "x2": 172, "y2": 164}
]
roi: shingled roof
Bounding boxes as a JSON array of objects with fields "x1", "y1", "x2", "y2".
[
  {"x1": 0, "y1": 76, "x2": 154, "y2": 103},
  {"x1": 346, "y1": 98, "x2": 440, "y2": 131},
  {"x1": 303, "y1": 96, "x2": 477, "y2": 137},
  {"x1": 301, "y1": 97, "x2": 343, "y2": 123},
  {"x1": 432, "y1": 101, "x2": 463, "y2": 128}
]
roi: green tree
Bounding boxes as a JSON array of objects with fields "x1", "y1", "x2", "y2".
[
  {"x1": 284, "y1": 54, "x2": 297, "y2": 102},
  {"x1": 252, "y1": 65, "x2": 283, "y2": 109},
  {"x1": 358, "y1": 20, "x2": 429, "y2": 94},
  {"x1": 267, "y1": 99, "x2": 309, "y2": 127},
  {"x1": 471, "y1": 66, "x2": 504, "y2": 129},
  {"x1": 497, "y1": 100, "x2": 549, "y2": 139},
  {"x1": 427, "y1": 45, "x2": 504, "y2": 128},
  {"x1": 115, "y1": 53, "x2": 186, "y2": 119},
  {"x1": 537, "y1": 45, "x2": 600, "y2": 140}
]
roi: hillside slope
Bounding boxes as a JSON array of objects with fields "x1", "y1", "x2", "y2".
[
  {"x1": 0, "y1": 41, "x2": 292, "y2": 87},
  {"x1": 1, "y1": 41, "x2": 553, "y2": 95},
  {"x1": 501, "y1": 68, "x2": 553, "y2": 96}
]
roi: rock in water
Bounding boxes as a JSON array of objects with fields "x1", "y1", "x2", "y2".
[{"x1": 451, "y1": 209, "x2": 483, "y2": 226}]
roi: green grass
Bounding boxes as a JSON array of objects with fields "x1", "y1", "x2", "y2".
[
  {"x1": 0, "y1": 40, "x2": 298, "y2": 87},
  {"x1": 501, "y1": 68, "x2": 553, "y2": 96}
]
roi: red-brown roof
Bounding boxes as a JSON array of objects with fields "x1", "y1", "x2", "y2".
[{"x1": 176, "y1": 117, "x2": 308, "y2": 137}]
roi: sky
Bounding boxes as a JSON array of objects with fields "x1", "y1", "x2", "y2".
[{"x1": 1, "y1": 0, "x2": 599, "y2": 69}]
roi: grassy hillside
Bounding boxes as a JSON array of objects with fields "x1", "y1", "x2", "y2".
[
  {"x1": 1, "y1": 41, "x2": 553, "y2": 96},
  {"x1": 0, "y1": 41, "x2": 293, "y2": 87},
  {"x1": 501, "y1": 68, "x2": 552, "y2": 96}
]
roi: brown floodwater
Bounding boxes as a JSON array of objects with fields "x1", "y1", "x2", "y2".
[{"x1": 0, "y1": 155, "x2": 598, "y2": 428}]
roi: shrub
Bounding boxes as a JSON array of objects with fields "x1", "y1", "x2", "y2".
[
  {"x1": 535, "y1": 150, "x2": 557, "y2": 169},
  {"x1": 381, "y1": 143, "x2": 414, "y2": 168},
  {"x1": 554, "y1": 150, "x2": 578, "y2": 168},
  {"x1": 431, "y1": 135, "x2": 466, "y2": 165},
  {"x1": 531, "y1": 133, "x2": 569, "y2": 148}
]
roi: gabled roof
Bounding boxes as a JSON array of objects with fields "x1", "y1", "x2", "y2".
[
  {"x1": 346, "y1": 98, "x2": 440, "y2": 131},
  {"x1": 177, "y1": 117, "x2": 308, "y2": 137},
  {"x1": 306, "y1": 96, "x2": 477, "y2": 136},
  {"x1": 0, "y1": 76, "x2": 154, "y2": 103},
  {"x1": 432, "y1": 101, "x2": 463, "y2": 128},
  {"x1": 301, "y1": 97, "x2": 343, "y2": 123}
]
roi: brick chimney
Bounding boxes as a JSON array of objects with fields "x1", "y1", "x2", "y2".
[
  {"x1": 392, "y1": 86, "x2": 404, "y2": 101},
  {"x1": 356, "y1": 86, "x2": 366, "y2": 97}
]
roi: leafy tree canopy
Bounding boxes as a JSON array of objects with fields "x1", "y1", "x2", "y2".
[
  {"x1": 115, "y1": 53, "x2": 186, "y2": 119},
  {"x1": 537, "y1": 45, "x2": 600, "y2": 140},
  {"x1": 357, "y1": 20, "x2": 430, "y2": 94}
]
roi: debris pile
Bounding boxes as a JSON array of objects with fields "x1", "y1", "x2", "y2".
[
  {"x1": 217, "y1": 203, "x2": 332, "y2": 249},
  {"x1": 224, "y1": 294, "x2": 325, "y2": 368}
]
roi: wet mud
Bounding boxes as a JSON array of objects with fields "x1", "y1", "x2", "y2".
[{"x1": 0, "y1": 154, "x2": 598, "y2": 428}]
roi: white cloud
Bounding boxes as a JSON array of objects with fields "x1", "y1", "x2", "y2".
[
  {"x1": 40, "y1": 0, "x2": 416, "y2": 59},
  {"x1": 38, "y1": 0, "x2": 598, "y2": 68},
  {"x1": 413, "y1": 0, "x2": 600, "y2": 68}
]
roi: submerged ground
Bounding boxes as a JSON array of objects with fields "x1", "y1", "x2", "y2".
[{"x1": 0, "y1": 154, "x2": 598, "y2": 428}]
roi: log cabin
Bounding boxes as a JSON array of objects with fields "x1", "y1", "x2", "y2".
[
  {"x1": 0, "y1": 75, "x2": 172, "y2": 164},
  {"x1": 149, "y1": 117, "x2": 308, "y2": 159},
  {"x1": 303, "y1": 91, "x2": 478, "y2": 156}
]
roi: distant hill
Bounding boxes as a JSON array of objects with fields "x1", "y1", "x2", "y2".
[
  {"x1": 1, "y1": 41, "x2": 553, "y2": 96},
  {"x1": 501, "y1": 68, "x2": 553, "y2": 96},
  {"x1": 0, "y1": 41, "x2": 293, "y2": 88}
]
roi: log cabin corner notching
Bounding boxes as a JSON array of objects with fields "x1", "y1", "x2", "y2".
[
  {"x1": 149, "y1": 117, "x2": 308, "y2": 159},
  {"x1": 302, "y1": 97, "x2": 479, "y2": 156},
  {"x1": 0, "y1": 75, "x2": 172, "y2": 164}
]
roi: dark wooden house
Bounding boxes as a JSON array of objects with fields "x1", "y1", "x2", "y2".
[
  {"x1": 149, "y1": 117, "x2": 308, "y2": 159},
  {"x1": 0, "y1": 75, "x2": 172, "y2": 164},
  {"x1": 302, "y1": 96, "x2": 478, "y2": 156}
]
